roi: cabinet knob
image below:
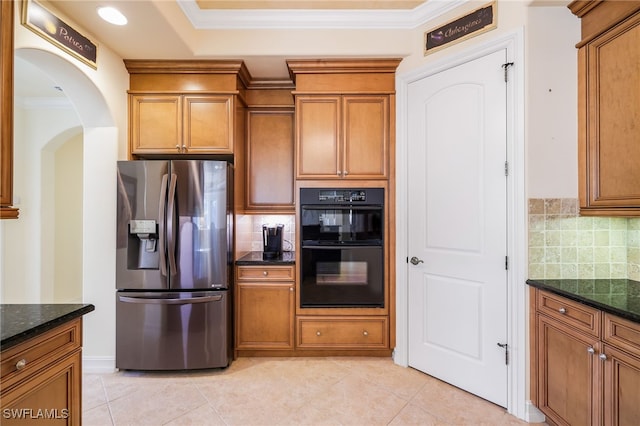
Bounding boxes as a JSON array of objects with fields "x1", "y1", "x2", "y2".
[
  {"x1": 316, "y1": 331, "x2": 321, "y2": 336},
  {"x1": 558, "y1": 307, "x2": 567, "y2": 314},
  {"x1": 363, "y1": 330, "x2": 369, "y2": 336},
  {"x1": 587, "y1": 347, "x2": 595, "y2": 354},
  {"x1": 263, "y1": 271, "x2": 268, "y2": 276},
  {"x1": 289, "y1": 287, "x2": 293, "y2": 292},
  {"x1": 175, "y1": 145, "x2": 181, "y2": 152},
  {"x1": 337, "y1": 171, "x2": 342, "y2": 177},
  {"x1": 343, "y1": 170, "x2": 348, "y2": 176},
  {"x1": 599, "y1": 353, "x2": 608, "y2": 361},
  {"x1": 182, "y1": 144, "x2": 186, "y2": 153},
  {"x1": 15, "y1": 358, "x2": 27, "y2": 370}
]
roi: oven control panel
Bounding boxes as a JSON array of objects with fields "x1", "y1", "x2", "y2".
[{"x1": 318, "y1": 190, "x2": 366, "y2": 203}]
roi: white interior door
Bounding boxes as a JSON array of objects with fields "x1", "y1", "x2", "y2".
[{"x1": 407, "y1": 49, "x2": 509, "y2": 407}]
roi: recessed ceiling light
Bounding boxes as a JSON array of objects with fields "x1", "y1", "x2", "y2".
[{"x1": 97, "y1": 6, "x2": 128, "y2": 26}]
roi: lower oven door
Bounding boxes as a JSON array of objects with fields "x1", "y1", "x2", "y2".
[{"x1": 300, "y1": 246, "x2": 383, "y2": 308}]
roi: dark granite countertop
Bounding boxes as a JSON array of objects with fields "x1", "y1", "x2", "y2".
[
  {"x1": 526, "y1": 278, "x2": 640, "y2": 323},
  {"x1": 236, "y1": 251, "x2": 295, "y2": 265},
  {"x1": 1, "y1": 304, "x2": 95, "y2": 351}
]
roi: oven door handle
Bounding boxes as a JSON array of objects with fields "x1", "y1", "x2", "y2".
[
  {"x1": 301, "y1": 244, "x2": 382, "y2": 249},
  {"x1": 301, "y1": 205, "x2": 382, "y2": 211}
]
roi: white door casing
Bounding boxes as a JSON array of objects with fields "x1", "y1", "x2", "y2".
[{"x1": 395, "y1": 29, "x2": 534, "y2": 420}]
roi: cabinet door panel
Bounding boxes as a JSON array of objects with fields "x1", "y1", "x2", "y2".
[
  {"x1": 246, "y1": 110, "x2": 294, "y2": 210},
  {"x1": 236, "y1": 283, "x2": 294, "y2": 349},
  {"x1": 603, "y1": 344, "x2": 640, "y2": 426},
  {"x1": 130, "y1": 95, "x2": 181, "y2": 153},
  {"x1": 296, "y1": 96, "x2": 340, "y2": 178},
  {"x1": 184, "y1": 95, "x2": 233, "y2": 153},
  {"x1": 1, "y1": 351, "x2": 81, "y2": 425},
  {"x1": 343, "y1": 96, "x2": 388, "y2": 179},
  {"x1": 583, "y1": 14, "x2": 640, "y2": 210},
  {"x1": 537, "y1": 315, "x2": 601, "y2": 426}
]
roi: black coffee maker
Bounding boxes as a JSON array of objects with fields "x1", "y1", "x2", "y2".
[{"x1": 262, "y1": 224, "x2": 284, "y2": 259}]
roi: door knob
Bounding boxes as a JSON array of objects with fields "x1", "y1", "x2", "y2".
[{"x1": 410, "y1": 256, "x2": 424, "y2": 265}]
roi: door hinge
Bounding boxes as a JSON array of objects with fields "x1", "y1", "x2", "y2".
[
  {"x1": 497, "y1": 342, "x2": 509, "y2": 365},
  {"x1": 505, "y1": 256, "x2": 509, "y2": 270},
  {"x1": 504, "y1": 161, "x2": 509, "y2": 177},
  {"x1": 502, "y1": 62, "x2": 514, "y2": 83}
]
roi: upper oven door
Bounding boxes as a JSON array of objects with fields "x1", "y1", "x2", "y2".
[{"x1": 301, "y1": 205, "x2": 383, "y2": 245}]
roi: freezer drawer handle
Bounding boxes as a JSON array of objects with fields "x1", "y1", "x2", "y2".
[{"x1": 118, "y1": 295, "x2": 223, "y2": 305}]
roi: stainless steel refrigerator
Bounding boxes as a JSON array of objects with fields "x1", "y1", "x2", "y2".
[{"x1": 115, "y1": 160, "x2": 233, "y2": 370}]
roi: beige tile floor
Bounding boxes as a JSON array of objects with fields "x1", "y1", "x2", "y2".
[{"x1": 83, "y1": 357, "x2": 545, "y2": 425}]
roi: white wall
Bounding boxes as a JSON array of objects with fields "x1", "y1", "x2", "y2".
[
  {"x1": 1, "y1": 105, "x2": 81, "y2": 302},
  {"x1": 526, "y1": 5, "x2": 580, "y2": 198}
]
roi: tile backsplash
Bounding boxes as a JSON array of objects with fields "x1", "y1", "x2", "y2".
[
  {"x1": 528, "y1": 198, "x2": 640, "y2": 281},
  {"x1": 235, "y1": 214, "x2": 296, "y2": 258}
]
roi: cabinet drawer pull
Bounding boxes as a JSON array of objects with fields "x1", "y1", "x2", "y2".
[
  {"x1": 15, "y1": 358, "x2": 27, "y2": 370},
  {"x1": 363, "y1": 330, "x2": 369, "y2": 336},
  {"x1": 558, "y1": 307, "x2": 566, "y2": 314}
]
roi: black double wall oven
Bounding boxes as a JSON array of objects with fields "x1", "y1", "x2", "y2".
[{"x1": 300, "y1": 188, "x2": 384, "y2": 308}]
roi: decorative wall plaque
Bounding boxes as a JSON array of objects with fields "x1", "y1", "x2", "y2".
[{"x1": 424, "y1": 1, "x2": 496, "y2": 55}]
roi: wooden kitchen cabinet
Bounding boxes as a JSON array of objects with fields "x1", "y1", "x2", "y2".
[
  {"x1": 124, "y1": 60, "x2": 250, "y2": 158},
  {"x1": 569, "y1": 1, "x2": 640, "y2": 216},
  {"x1": 0, "y1": 318, "x2": 83, "y2": 425},
  {"x1": 297, "y1": 316, "x2": 388, "y2": 349},
  {"x1": 295, "y1": 95, "x2": 389, "y2": 180},
  {"x1": 532, "y1": 289, "x2": 640, "y2": 426},
  {"x1": 235, "y1": 265, "x2": 295, "y2": 351},
  {"x1": 0, "y1": 0, "x2": 18, "y2": 219},
  {"x1": 129, "y1": 94, "x2": 233, "y2": 155},
  {"x1": 287, "y1": 58, "x2": 399, "y2": 181},
  {"x1": 245, "y1": 108, "x2": 295, "y2": 212},
  {"x1": 602, "y1": 314, "x2": 640, "y2": 425},
  {"x1": 536, "y1": 312, "x2": 601, "y2": 425}
]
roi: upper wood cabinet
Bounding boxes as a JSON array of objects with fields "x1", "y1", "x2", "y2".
[
  {"x1": 245, "y1": 108, "x2": 295, "y2": 211},
  {"x1": 295, "y1": 95, "x2": 389, "y2": 180},
  {"x1": 124, "y1": 60, "x2": 250, "y2": 157},
  {"x1": 569, "y1": 1, "x2": 640, "y2": 216},
  {"x1": 0, "y1": 0, "x2": 17, "y2": 219},
  {"x1": 130, "y1": 94, "x2": 234, "y2": 155},
  {"x1": 287, "y1": 59, "x2": 400, "y2": 181}
]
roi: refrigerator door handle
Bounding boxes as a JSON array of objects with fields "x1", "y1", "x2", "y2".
[
  {"x1": 158, "y1": 173, "x2": 169, "y2": 277},
  {"x1": 167, "y1": 173, "x2": 178, "y2": 277},
  {"x1": 118, "y1": 294, "x2": 223, "y2": 305}
]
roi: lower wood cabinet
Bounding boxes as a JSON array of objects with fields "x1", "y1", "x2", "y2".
[
  {"x1": 532, "y1": 289, "x2": 640, "y2": 426},
  {"x1": 297, "y1": 316, "x2": 388, "y2": 349},
  {"x1": 0, "y1": 318, "x2": 83, "y2": 425},
  {"x1": 235, "y1": 265, "x2": 295, "y2": 350}
]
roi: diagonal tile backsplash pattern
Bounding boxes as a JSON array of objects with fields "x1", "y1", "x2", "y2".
[{"x1": 528, "y1": 199, "x2": 640, "y2": 281}]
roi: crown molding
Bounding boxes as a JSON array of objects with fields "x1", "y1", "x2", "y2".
[{"x1": 178, "y1": 0, "x2": 467, "y2": 29}]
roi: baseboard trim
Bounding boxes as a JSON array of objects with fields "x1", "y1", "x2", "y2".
[
  {"x1": 83, "y1": 356, "x2": 116, "y2": 373},
  {"x1": 525, "y1": 401, "x2": 546, "y2": 423}
]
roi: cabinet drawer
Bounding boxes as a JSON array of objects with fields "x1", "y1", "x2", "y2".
[
  {"x1": 297, "y1": 317, "x2": 388, "y2": 349},
  {"x1": 1, "y1": 319, "x2": 81, "y2": 392},
  {"x1": 536, "y1": 290, "x2": 601, "y2": 337},
  {"x1": 237, "y1": 265, "x2": 294, "y2": 281},
  {"x1": 603, "y1": 313, "x2": 640, "y2": 357}
]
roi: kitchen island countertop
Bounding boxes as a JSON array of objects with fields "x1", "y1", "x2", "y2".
[
  {"x1": 0, "y1": 304, "x2": 95, "y2": 350},
  {"x1": 236, "y1": 251, "x2": 295, "y2": 265},
  {"x1": 526, "y1": 278, "x2": 640, "y2": 323}
]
